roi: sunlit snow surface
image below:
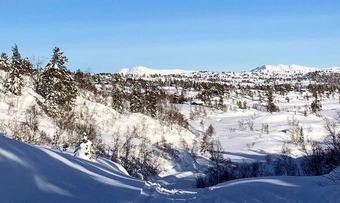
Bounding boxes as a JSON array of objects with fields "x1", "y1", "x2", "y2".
[{"x1": 1, "y1": 135, "x2": 340, "y2": 202}]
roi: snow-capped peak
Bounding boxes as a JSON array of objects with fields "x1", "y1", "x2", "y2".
[
  {"x1": 251, "y1": 64, "x2": 319, "y2": 73},
  {"x1": 119, "y1": 66, "x2": 193, "y2": 76}
]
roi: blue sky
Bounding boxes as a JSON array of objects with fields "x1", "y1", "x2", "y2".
[{"x1": 0, "y1": 0, "x2": 339, "y2": 72}]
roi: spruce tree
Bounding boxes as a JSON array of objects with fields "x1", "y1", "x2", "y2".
[
  {"x1": 21, "y1": 57, "x2": 34, "y2": 75},
  {"x1": 0, "y1": 53, "x2": 10, "y2": 71},
  {"x1": 4, "y1": 45, "x2": 24, "y2": 95},
  {"x1": 218, "y1": 96, "x2": 224, "y2": 110},
  {"x1": 200, "y1": 124, "x2": 215, "y2": 154},
  {"x1": 266, "y1": 88, "x2": 279, "y2": 113},
  {"x1": 37, "y1": 47, "x2": 77, "y2": 114},
  {"x1": 130, "y1": 82, "x2": 144, "y2": 113},
  {"x1": 144, "y1": 85, "x2": 158, "y2": 117},
  {"x1": 311, "y1": 91, "x2": 322, "y2": 113},
  {"x1": 111, "y1": 74, "x2": 126, "y2": 113},
  {"x1": 112, "y1": 84, "x2": 125, "y2": 113}
]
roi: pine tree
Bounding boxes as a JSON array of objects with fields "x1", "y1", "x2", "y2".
[
  {"x1": 0, "y1": 53, "x2": 10, "y2": 71},
  {"x1": 4, "y1": 45, "x2": 24, "y2": 95},
  {"x1": 237, "y1": 101, "x2": 243, "y2": 109},
  {"x1": 37, "y1": 47, "x2": 77, "y2": 114},
  {"x1": 201, "y1": 124, "x2": 215, "y2": 154},
  {"x1": 111, "y1": 74, "x2": 126, "y2": 113},
  {"x1": 21, "y1": 57, "x2": 34, "y2": 75},
  {"x1": 144, "y1": 85, "x2": 158, "y2": 117},
  {"x1": 266, "y1": 88, "x2": 279, "y2": 113},
  {"x1": 218, "y1": 96, "x2": 225, "y2": 110},
  {"x1": 298, "y1": 127, "x2": 305, "y2": 145},
  {"x1": 112, "y1": 84, "x2": 125, "y2": 113},
  {"x1": 242, "y1": 101, "x2": 247, "y2": 109},
  {"x1": 130, "y1": 82, "x2": 144, "y2": 113},
  {"x1": 311, "y1": 91, "x2": 322, "y2": 113}
]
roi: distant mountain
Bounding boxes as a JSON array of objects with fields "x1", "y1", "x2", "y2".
[
  {"x1": 119, "y1": 64, "x2": 340, "y2": 76},
  {"x1": 251, "y1": 64, "x2": 318, "y2": 73},
  {"x1": 119, "y1": 66, "x2": 193, "y2": 76},
  {"x1": 251, "y1": 64, "x2": 340, "y2": 73}
]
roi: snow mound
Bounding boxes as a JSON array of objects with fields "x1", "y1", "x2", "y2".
[{"x1": 119, "y1": 66, "x2": 193, "y2": 76}]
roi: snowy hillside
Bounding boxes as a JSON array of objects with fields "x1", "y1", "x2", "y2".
[
  {"x1": 251, "y1": 64, "x2": 340, "y2": 74},
  {"x1": 0, "y1": 135, "x2": 146, "y2": 202},
  {"x1": 119, "y1": 66, "x2": 193, "y2": 76},
  {"x1": 1, "y1": 135, "x2": 339, "y2": 202},
  {"x1": 119, "y1": 64, "x2": 340, "y2": 77},
  {"x1": 251, "y1": 64, "x2": 318, "y2": 73}
]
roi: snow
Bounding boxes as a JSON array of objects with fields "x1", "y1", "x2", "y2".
[
  {"x1": 0, "y1": 134, "x2": 144, "y2": 202},
  {"x1": 120, "y1": 64, "x2": 340, "y2": 77},
  {"x1": 251, "y1": 64, "x2": 340, "y2": 74},
  {"x1": 1, "y1": 66, "x2": 340, "y2": 201},
  {"x1": 119, "y1": 66, "x2": 193, "y2": 76},
  {"x1": 74, "y1": 136, "x2": 93, "y2": 160},
  {"x1": 251, "y1": 64, "x2": 318, "y2": 73},
  {"x1": 1, "y1": 134, "x2": 339, "y2": 202},
  {"x1": 201, "y1": 175, "x2": 340, "y2": 202}
]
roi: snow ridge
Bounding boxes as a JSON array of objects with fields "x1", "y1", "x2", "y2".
[
  {"x1": 119, "y1": 66, "x2": 193, "y2": 76},
  {"x1": 119, "y1": 64, "x2": 340, "y2": 76},
  {"x1": 251, "y1": 64, "x2": 340, "y2": 73}
]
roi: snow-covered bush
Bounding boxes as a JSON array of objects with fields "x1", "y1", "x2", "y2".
[{"x1": 74, "y1": 135, "x2": 93, "y2": 160}]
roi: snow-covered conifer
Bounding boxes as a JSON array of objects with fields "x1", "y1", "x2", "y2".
[
  {"x1": 130, "y1": 82, "x2": 144, "y2": 113},
  {"x1": 266, "y1": 88, "x2": 279, "y2": 113},
  {"x1": 112, "y1": 84, "x2": 125, "y2": 113},
  {"x1": 4, "y1": 45, "x2": 24, "y2": 95},
  {"x1": 144, "y1": 84, "x2": 158, "y2": 117},
  {"x1": 37, "y1": 47, "x2": 77, "y2": 114},
  {"x1": 21, "y1": 57, "x2": 34, "y2": 75},
  {"x1": 0, "y1": 53, "x2": 10, "y2": 71}
]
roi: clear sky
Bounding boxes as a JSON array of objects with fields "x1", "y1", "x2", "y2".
[{"x1": 0, "y1": 0, "x2": 339, "y2": 72}]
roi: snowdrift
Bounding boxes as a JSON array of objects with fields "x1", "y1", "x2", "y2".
[
  {"x1": 1, "y1": 135, "x2": 340, "y2": 202},
  {"x1": 0, "y1": 134, "x2": 144, "y2": 202}
]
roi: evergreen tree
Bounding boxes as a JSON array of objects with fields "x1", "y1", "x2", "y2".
[
  {"x1": 111, "y1": 74, "x2": 126, "y2": 113},
  {"x1": 37, "y1": 47, "x2": 77, "y2": 114},
  {"x1": 242, "y1": 101, "x2": 247, "y2": 109},
  {"x1": 0, "y1": 53, "x2": 10, "y2": 71},
  {"x1": 266, "y1": 88, "x2": 279, "y2": 113},
  {"x1": 311, "y1": 91, "x2": 322, "y2": 113},
  {"x1": 130, "y1": 82, "x2": 144, "y2": 113},
  {"x1": 4, "y1": 45, "x2": 24, "y2": 95},
  {"x1": 144, "y1": 85, "x2": 159, "y2": 117},
  {"x1": 237, "y1": 101, "x2": 243, "y2": 109},
  {"x1": 200, "y1": 124, "x2": 215, "y2": 154},
  {"x1": 112, "y1": 84, "x2": 125, "y2": 113},
  {"x1": 218, "y1": 96, "x2": 225, "y2": 110},
  {"x1": 21, "y1": 57, "x2": 34, "y2": 75}
]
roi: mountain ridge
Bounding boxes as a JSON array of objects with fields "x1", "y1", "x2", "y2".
[{"x1": 119, "y1": 64, "x2": 340, "y2": 75}]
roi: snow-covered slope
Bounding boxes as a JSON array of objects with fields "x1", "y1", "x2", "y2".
[
  {"x1": 0, "y1": 134, "x2": 144, "y2": 202},
  {"x1": 119, "y1": 66, "x2": 193, "y2": 76},
  {"x1": 0, "y1": 69, "x2": 197, "y2": 177},
  {"x1": 198, "y1": 175, "x2": 340, "y2": 202},
  {"x1": 1, "y1": 135, "x2": 340, "y2": 202}
]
